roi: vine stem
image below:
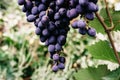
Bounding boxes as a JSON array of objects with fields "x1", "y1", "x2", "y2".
[{"x1": 95, "y1": 12, "x2": 120, "y2": 65}]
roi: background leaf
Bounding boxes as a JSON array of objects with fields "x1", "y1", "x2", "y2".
[
  {"x1": 73, "y1": 65, "x2": 110, "y2": 80},
  {"x1": 87, "y1": 41, "x2": 117, "y2": 63}
]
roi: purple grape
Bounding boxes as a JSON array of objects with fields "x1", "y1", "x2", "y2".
[
  {"x1": 31, "y1": 6, "x2": 38, "y2": 15},
  {"x1": 27, "y1": 15, "x2": 36, "y2": 22},
  {"x1": 53, "y1": 53, "x2": 59, "y2": 61},
  {"x1": 54, "y1": 13, "x2": 61, "y2": 20},
  {"x1": 48, "y1": 45, "x2": 55, "y2": 53},
  {"x1": 42, "y1": 29, "x2": 49, "y2": 37},
  {"x1": 38, "y1": 21, "x2": 45, "y2": 29},
  {"x1": 59, "y1": 57, "x2": 65, "y2": 63},
  {"x1": 41, "y1": 16, "x2": 49, "y2": 24},
  {"x1": 18, "y1": 0, "x2": 26, "y2": 5},
  {"x1": 71, "y1": 20, "x2": 78, "y2": 29},
  {"x1": 22, "y1": 6, "x2": 27, "y2": 12},
  {"x1": 79, "y1": 28, "x2": 87, "y2": 35},
  {"x1": 58, "y1": 63, "x2": 65, "y2": 69},
  {"x1": 76, "y1": 5, "x2": 83, "y2": 14},
  {"x1": 88, "y1": 2, "x2": 98, "y2": 12},
  {"x1": 48, "y1": 36, "x2": 56, "y2": 44},
  {"x1": 85, "y1": 12, "x2": 94, "y2": 20},
  {"x1": 56, "y1": 0, "x2": 64, "y2": 6},
  {"x1": 77, "y1": 20, "x2": 86, "y2": 28},
  {"x1": 48, "y1": 22, "x2": 56, "y2": 31},
  {"x1": 39, "y1": 11, "x2": 46, "y2": 20},
  {"x1": 38, "y1": 4, "x2": 46, "y2": 12},
  {"x1": 40, "y1": 36, "x2": 47, "y2": 42},
  {"x1": 67, "y1": 9, "x2": 78, "y2": 20},
  {"x1": 87, "y1": 28, "x2": 96, "y2": 37},
  {"x1": 59, "y1": 8, "x2": 66, "y2": 16},
  {"x1": 35, "y1": 27, "x2": 41, "y2": 35},
  {"x1": 52, "y1": 64, "x2": 59, "y2": 72},
  {"x1": 55, "y1": 43, "x2": 62, "y2": 51},
  {"x1": 24, "y1": 1, "x2": 33, "y2": 10}
]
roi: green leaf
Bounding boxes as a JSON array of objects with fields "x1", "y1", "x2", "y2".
[
  {"x1": 74, "y1": 65, "x2": 110, "y2": 80},
  {"x1": 89, "y1": 18, "x2": 105, "y2": 34},
  {"x1": 102, "y1": 67, "x2": 120, "y2": 80},
  {"x1": 87, "y1": 41, "x2": 117, "y2": 63}
]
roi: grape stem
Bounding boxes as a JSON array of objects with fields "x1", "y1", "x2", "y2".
[
  {"x1": 104, "y1": 0, "x2": 114, "y2": 31},
  {"x1": 95, "y1": 12, "x2": 120, "y2": 65}
]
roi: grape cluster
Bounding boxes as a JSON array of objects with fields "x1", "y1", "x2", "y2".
[{"x1": 18, "y1": 0, "x2": 98, "y2": 72}]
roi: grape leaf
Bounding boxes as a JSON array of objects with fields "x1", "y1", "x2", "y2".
[
  {"x1": 102, "y1": 67, "x2": 120, "y2": 80},
  {"x1": 89, "y1": 18, "x2": 105, "y2": 34},
  {"x1": 73, "y1": 65, "x2": 110, "y2": 80},
  {"x1": 87, "y1": 41, "x2": 117, "y2": 63}
]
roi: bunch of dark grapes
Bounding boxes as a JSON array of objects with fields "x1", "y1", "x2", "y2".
[{"x1": 18, "y1": 0, "x2": 98, "y2": 72}]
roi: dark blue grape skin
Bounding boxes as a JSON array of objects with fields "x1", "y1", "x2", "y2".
[
  {"x1": 56, "y1": 0, "x2": 64, "y2": 6},
  {"x1": 41, "y1": 16, "x2": 49, "y2": 24},
  {"x1": 27, "y1": 15, "x2": 36, "y2": 22},
  {"x1": 39, "y1": 11, "x2": 46, "y2": 20},
  {"x1": 85, "y1": 12, "x2": 94, "y2": 20},
  {"x1": 31, "y1": 6, "x2": 38, "y2": 15},
  {"x1": 55, "y1": 43, "x2": 62, "y2": 51},
  {"x1": 59, "y1": 57, "x2": 65, "y2": 63},
  {"x1": 58, "y1": 63, "x2": 65, "y2": 69},
  {"x1": 67, "y1": 9, "x2": 79, "y2": 20},
  {"x1": 87, "y1": 2, "x2": 98, "y2": 12},
  {"x1": 42, "y1": 29, "x2": 50, "y2": 37},
  {"x1": 26, "y1": 11, "x2": 31, "y2": 16},
  {"x1": 79, "y1": 28, "x2": 87, "y2": 35},
  {"x1": 24, "y1": 1, "x2": 33, "y2": 10},
  {"x1": 57, "y1": 35, "x2": 66, "y2": 45},
  {"x1": 38, "y1": 21, "x2": 45, "y2": 29},
  {"x1": 52, "y1": 64, "x2": 59, "y2": 72},
  {"x1": 38, "y1": 4, "x2": 47, "y2": 12},
  {"x1": 40, "y1": 36, "x2": 47, "y2": 42},
  {"x1": 59, "y1": 8, "x2": 66, "y2": 16},
  {"x1": 48, "y1": 36, "x2": 56, "y2": 44},
  {"x1": 49, "y1": 1, "x2": 56, "y2": 9},
  {"x1": 89, "y1": 0, "x2": 98, "y2": 4},
  {"x1": 22, "y1": 6, "x2": 27, "y2": 12},
  {"x1": 71, "y1": 20, "x2": 78, "y2": 29},
  {"x1": 77, "y1": 20, "x2": 86, "y2": 28},
  {"x1": 35, "y1": 27, "x2": 42, "y2": 35},
  {"x1": 48, "y1": 45, "x2": 55, "y2": 53},
  {"x1": 53, "y1": 54, "x2": 59, "y2": 61},
  {"x1": 45, "y1": 40, "x2": 49, "y2": 46},
  {"x1": 79, "y1": 0, "x2": 88, "y2": 5},
  {"x1": 54, "y1": 13, "x2": 61, "y2": 20},
  {"x1": 34, "y1": 18, "x2": 40, "y2": 27},
  {"x1": 48, "y1": 22, "x2": 56, "y2": 31},
  {"x1": 76, "y1": 5, "x2": 83, "y2": 14},
  {"x1": 18, "y1": 0, "x2": 26, "y2": 5},
  {"x1": 87, "y1": 28, "x2": 96, "y2": 37}
]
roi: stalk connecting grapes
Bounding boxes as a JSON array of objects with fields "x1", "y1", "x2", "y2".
[{"x1": 18, "y1": 0, "x2": 98, "y2": 72}]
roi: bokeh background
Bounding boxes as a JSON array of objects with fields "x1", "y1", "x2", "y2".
[{"x1": 0, "y1": 0, "x2": 120, "y2": 80}]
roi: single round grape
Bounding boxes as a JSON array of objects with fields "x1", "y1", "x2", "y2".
[
  {"x1": 87, "y1": 28, "x2": 96, "y2": 37},
  {"x1": 88, "y1": 2, "x2": 98, "y2": 12},
  {"x1": 59, "y1": 8, "x2": 66, "y2": 16},
  {"x1": 58, "y1": 63, "x2": 65, "y2": 69},
  {"x1": 52, "y1": 64, "x2": 59, "y2": 72},
  {"x1": 71, "y1": 20, "x2": 78, "y2": 29},
  {"x1": 39, "y1": 11, "x2": 46, "y2": 20},
  {"x1": 38, "y1": 4, "x2": 46, "y2": 12},
  {"x1": 76, "y1": 5, "x2": 83, "y2": 14},
  {"x1": 24, "y1": 1, "x2": 33, "y2": 10},
  {"x1": 85, "y1": 12, "x2": 94, "y2": 20},
  {"x1": 48, "y1": 45, "x2": 55, "y2": 53},
  {"x1": 77, "y1": 20, "x2": 86, "y2": 28},
  {"x1": 67, "y1": 9, "x2": 78, "y2": 20},
  {"x1": 40, "y1": 36, "x2": 47, "y2": 42},
  {"x1": 59, "y1": 57, "x2": 65, "y2": 63},
  {"x1": 55, "y1": 43, "x2": 62, "y2": 51},
  {"x1": 54, "y1": 12, "x2": 61, "y2": 20},
  {"x1": 27, "y1": 15, "x2": 36, "y2": 22},
  {"x1": 53, "y1": 53, "x2": 59, "y2": 61},
  {"x1": 35, "y1": 27, "x2": 41, "y2": 35},
  {"x1": 18, "y1": 0, "x2": 26, "y2": 5},
  {"x1": 48, "y1": 36, "x2": 56, "y2": 44},
  {"x1": 42, "y1": 29, "x2": 50, "y2": 37},
  {"x1": 56, "y1": 0, "x2": 64, "y2": 6},
  {"x1": 38, "y1": 21, "x2": 45, "y2": 29},
  {"x1": 79, "y1": 28, "x2": 87, "y2": 35},
  {"x1": 48, "y1": 22, "x2": 56, "y2": 31},
  {"x1": 31, "y1": 6, "x2": 38, "y2": 15},
  {"x1": 41, "y1": 15, "x2": 49, "y2": 24}
]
